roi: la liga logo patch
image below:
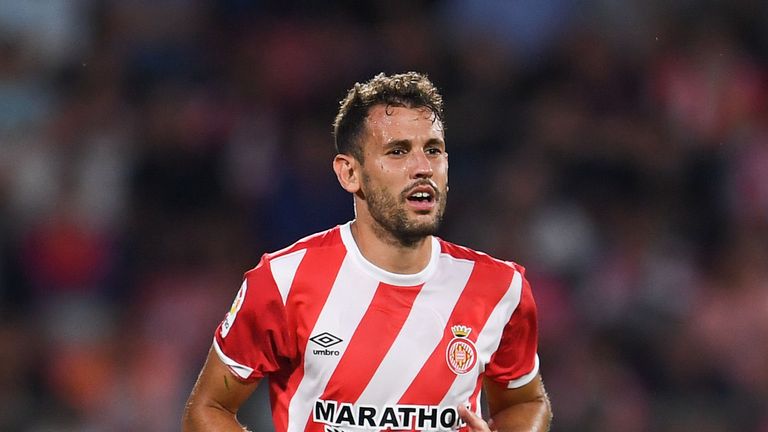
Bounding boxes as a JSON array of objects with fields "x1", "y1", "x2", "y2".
[
  {"x1": 445, "y1": 325, "x2": 477, "y2": 375},
  {"x1": 221, "y1": 280, "x2": 247, "y2": 338}
]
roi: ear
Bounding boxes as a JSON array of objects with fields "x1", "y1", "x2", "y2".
[{"x1": 333, "y1": 154, "x2": 361, "y2": 193}]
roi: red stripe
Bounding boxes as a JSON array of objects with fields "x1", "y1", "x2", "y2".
[
  {"x1": 397, "y1": 262, "x2": 514, "y2": 406},
  {"x1": 451, "y1": 375, "x2": 484, "y2": 432},
  {"x1": 303, "y1": 282, "x2": 423, "y2": 432},
  {"x1": 269, "y1": 245, "x2": 347, "y2": 432}
]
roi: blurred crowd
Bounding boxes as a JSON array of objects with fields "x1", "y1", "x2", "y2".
[{"x1": 1, "y1": 0, "x2": 767, "y2": 431}]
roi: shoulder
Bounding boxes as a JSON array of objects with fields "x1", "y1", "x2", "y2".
[
  {"x1": 268, "y1": 225, "x2": 344, "y2": 259},
  {"x1": 245, "y1": 226, "x2": 344, "y2": 296},
  {"x1": 437, "y1": 237, "x2": 526, "y2": 275},
  {"x1": 245, "y1": 226, "x2": 345, "y2": 275}
]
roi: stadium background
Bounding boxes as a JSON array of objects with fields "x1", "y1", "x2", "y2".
[{"x1": 1, "y1": 0, "x2": 767, "y2": 430}]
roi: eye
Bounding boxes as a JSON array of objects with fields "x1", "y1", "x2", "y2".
[
  {"x1": 388, "y1": 148, "x2": 407, "y2": 156},
  {"x1": 426, "y1": 147, "x2": 443, "y2": 155}
]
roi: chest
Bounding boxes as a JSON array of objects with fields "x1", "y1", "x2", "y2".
[{"x1": 294, "y1": 285, "x2": 504, "y2": 406}]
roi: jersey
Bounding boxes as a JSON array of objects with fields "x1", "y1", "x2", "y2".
[{"x1": 214, "y1": 221, "x2": 540, "y2": 432}]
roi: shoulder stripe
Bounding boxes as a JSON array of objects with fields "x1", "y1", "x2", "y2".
[
  {"x1": 270, "y1": 249, "x2": 307, "y2": 305},
  {"x1": 268, "y1": 226, "x2": 342, "y2": 260},
  {"x1": 437, "y1": 238, "x2": 516, "y2": 269}
]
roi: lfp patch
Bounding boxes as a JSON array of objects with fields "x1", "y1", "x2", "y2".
[{"x1": 221, "y1": 280, "x2": 247, "y2": 338}]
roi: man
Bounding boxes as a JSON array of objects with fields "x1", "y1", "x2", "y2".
[{"x1": 182, "y1": 72, "x2": 552, "y2": 431}]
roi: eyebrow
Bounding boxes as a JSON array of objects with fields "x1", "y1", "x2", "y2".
[
  {"x1": 384, "y1": 138, "x2": 445, "y2": 148},
  {"x1": 425, "y1": 138, "x2": 446, "y2": 148}
]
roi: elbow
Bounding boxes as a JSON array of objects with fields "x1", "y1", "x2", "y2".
[
  {"x1": 540, "y1": 393, "x2": 554, "y2": 431},
  {"x1": 181, "y1": 399, "x2": 215, "y2": 432},
  {"x1": 181, "y1": 399, "x2": 243, "y2": 431},
  {"x1": 181, "y1": 400, "x2": 199, "y2": 432}
]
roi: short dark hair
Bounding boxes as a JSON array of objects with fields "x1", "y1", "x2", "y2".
[{"x1": 333, "y1": 72, "x2": 444, "y2": 162}]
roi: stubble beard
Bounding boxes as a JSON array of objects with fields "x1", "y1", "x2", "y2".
[{"x1": 361, "y1": 174, "x2": 447, "y2": 248}]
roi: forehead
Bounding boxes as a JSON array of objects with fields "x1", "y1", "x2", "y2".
[{"x1": 364, "y1": 105, "x2": 444, "y2": 145}]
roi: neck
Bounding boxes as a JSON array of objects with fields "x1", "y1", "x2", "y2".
[{"x1": 350, "y1": 218, "x2": 432, "y2": 275}]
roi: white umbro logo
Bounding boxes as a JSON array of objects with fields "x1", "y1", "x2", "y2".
[{"x1": 309, "y1": 332, "x2": 343, "y2": 356}]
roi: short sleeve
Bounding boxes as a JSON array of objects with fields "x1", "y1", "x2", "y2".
[
  {"x1": 213, "y1": 255, "x2": 297, "y2": 382},
  {"x1": 484, "y1": 267, "x2": 540, "y2": 388}
]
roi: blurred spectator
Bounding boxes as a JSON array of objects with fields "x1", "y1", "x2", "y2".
[{"x1": 1, "y1": 0, "x2": 767, "y2": 430}]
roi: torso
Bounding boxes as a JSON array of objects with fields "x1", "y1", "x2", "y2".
[{"x1": 267, "y1": 223, "x2": 524, "y2": 431}]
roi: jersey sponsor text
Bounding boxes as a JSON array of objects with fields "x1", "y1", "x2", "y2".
[{"x1": 313, "y1": 399, "x2": 466, "y2": 430}]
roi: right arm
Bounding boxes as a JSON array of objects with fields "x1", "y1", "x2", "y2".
[
  {"x1": 182, "y1": 345, "x2": 260, "y2": 431},
  {"x1": 183, "y1": 256, "x2": 295, "y2": 430}
]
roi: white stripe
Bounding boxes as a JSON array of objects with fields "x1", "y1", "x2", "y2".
[
  {"x1": 508, "y1": 354, "x2": 540, "y2": 388},
  {"x1": 355, "y1": 254, "x2": 475, "y2": 407},
  {"x1": 440, "y1": 271, "x2": 524, "y2": 406},
  {"x1": 478, "y1": 270, "x2": 524, "y2": 367},
  {"x1": 270, "y1": 249, "x2": 307, "y2": 305},
  {"x1": 213, "y1": 337, "x2": 253, "y2": 380},
  {"x1": 286, "y1": 256, "x2": 380, "y2": 432}
]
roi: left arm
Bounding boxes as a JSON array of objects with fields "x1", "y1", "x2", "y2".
[{"x1": 459, "y1": 373, "x2": 552, "y2": 432}]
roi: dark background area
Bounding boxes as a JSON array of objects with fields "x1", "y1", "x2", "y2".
[{"x1": 1, "y1": 1, "x2": 767, "y2": 430}]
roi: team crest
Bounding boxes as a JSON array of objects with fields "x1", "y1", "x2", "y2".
[{"x1": 445, "y1": 325, "x2": 477, "y2": 375}]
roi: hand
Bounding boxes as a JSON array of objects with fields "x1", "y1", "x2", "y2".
[{"x1": 458, "y1": 404, "x2": 496, "y2": 432}]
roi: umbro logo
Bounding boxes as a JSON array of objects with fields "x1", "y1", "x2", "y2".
[
  {"x1": 310, "y1": 332, "x2": 343, "y2": 348},
  {"x1": 309, "y1": 332, "x2": 343, "y2": 356}
]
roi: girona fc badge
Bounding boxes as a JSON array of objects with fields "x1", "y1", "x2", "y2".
[{"x1": 446, "y1": 325, "x2": 478, "y2": 375}]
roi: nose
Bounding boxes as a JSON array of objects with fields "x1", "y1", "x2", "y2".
[{"x1": 409, "y1": 149, "x2": 433, "y2": 179}]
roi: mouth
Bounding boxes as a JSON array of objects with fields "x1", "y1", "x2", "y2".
[{"x1": 405, "y1": 186, "x2": 437, "y2": 212}]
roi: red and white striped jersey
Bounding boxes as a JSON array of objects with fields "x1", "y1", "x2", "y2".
[{"x1": 214, "y1": 222, "x2": 540, "y2": 432}]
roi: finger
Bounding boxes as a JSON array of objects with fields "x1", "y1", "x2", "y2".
[{"x1": 458, "y1": 404, "x2": 489, "y2": 431}]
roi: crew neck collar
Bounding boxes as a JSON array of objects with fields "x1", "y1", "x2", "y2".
[{"x1": 339, "y1": 221, "x2": 440, "y2": 286}]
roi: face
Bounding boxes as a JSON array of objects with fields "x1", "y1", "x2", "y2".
[{"x1": 357, "y1": 105, "x2": 448, "y2": 245}]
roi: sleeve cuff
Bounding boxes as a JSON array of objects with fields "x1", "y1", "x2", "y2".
[
  {"x1": 213, "y1": 337, "x2": 256, "y2": 381},
  {"x1": 506, "y1": 354, "x2": 540, "y2": 389}
]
